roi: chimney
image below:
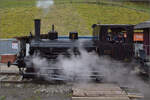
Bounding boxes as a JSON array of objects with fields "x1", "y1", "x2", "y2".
[
  {"x1": 34, "y1": 19, "x2": 41, "y2": 41},
  {"x1": 52, "y1": 24, "x2": 55, "y2": 32}
]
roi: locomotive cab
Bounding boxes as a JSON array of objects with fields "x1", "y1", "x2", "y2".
[{"x1": 92, "y1": 24, "x2": 134, "y2": 61}]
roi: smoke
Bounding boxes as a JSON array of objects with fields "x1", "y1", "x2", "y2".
[
  {"x1": 26, "y1": 40, "x2": 150, "y2": 99},
  {"x1": 36, "y1": 0, "x2": 54, "y2": 16},
  {"x1": 57, "y1": 49, "x2": 99, "y2": 82}
]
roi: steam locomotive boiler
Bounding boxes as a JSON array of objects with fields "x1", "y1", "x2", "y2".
[{"x1": 8, "y1": 19, "x2": 135, "y2": 81}]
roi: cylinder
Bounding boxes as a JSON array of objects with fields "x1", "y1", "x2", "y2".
[{"x1": 34, "y1": 19, "x2": 41, "y2": 41}]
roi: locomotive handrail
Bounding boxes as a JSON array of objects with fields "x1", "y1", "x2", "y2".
[{"x1": 57, "y1": 36, "x2": 96, "y2": 39}]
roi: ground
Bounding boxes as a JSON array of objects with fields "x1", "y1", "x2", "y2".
[
  {"x1": 0, "y1": 63, "x2": 71, "y2": 100},
  {"x1": 0, "y1": 63, "x2": 147, "y2": 100},
  {"x1": 0, "y1": 84, "x2": 71, "y2": 100}
]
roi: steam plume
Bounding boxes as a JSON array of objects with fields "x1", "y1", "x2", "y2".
[{"x1": 36, "y1": 0, "x2": 54, "y2": 16}]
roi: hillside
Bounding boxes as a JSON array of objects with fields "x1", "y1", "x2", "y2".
[{"x1": 0, "y1": 0, "x2": 150, "y2": 38}]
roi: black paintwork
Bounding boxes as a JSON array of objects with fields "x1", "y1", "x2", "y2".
[{"x1": 10, "y1": 19, "x2": 138, "y2": 80}]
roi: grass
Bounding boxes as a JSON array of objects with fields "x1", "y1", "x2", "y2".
[
  {"x1": 0, "y1": 7, "x2": 41, "y2": 38},
  {"x1": 54, "y1": 0, "x2": 150, "y2": 12},
  {"x1": 0, "y1": 0, "x2": 36, "y2": 8},
  {"x1": 40, "y1": 4, "x2": 89, "y2": 35},
  {"x1": 0, "y1": 0, "x2": 150, "y2": 38},
  {"x1": 0, "y1": 96, "x2": 6, "y2": 100},
  {"x1": 74, "y1": 4, "x2": 150, "y2": 34},
  {"x1": 0, "y1": 0, "x2": 42, "y2": 38},
  {"x1": 122, "y1": 2, "x2": 150, "y2": 12}
]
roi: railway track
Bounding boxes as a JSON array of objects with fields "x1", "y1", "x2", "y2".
[
  {"x1": 0, "y1": 71, "x2": 33, "y2": 84},
  {"x1": 0, "y1": 80, "x2": 33, "y2": 84},
  {"x1": 0, "y1": 72, "x2": 19, "y2": 75},
  {"x1": 0, "y1": 72, "x2": 144, "y2": 100},
  {"x1": 0, "y1": 72, "x2": 64, "y2": 84}
]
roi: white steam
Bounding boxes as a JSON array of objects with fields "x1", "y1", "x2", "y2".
[
  {"x1": 37, "y1": 0, "x2": 54, "y2": 9},
  {"x1": 36, "y1": 0, "x2": 54, "y2": 16},
  {"x1": 57, "y1": 50, "x2": 99, "y2": 81}
]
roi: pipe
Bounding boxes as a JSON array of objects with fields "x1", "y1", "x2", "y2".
[
  {"x1": 34, "y1": 19, "x2": 41, "y2": 41},
  {"x1": 52, "y1": 24, "x2": 55, "y2": 32}
]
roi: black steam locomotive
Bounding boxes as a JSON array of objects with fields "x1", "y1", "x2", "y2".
[{"x1": 8, "y1": 19, "x2": 134, "y2": 81}]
